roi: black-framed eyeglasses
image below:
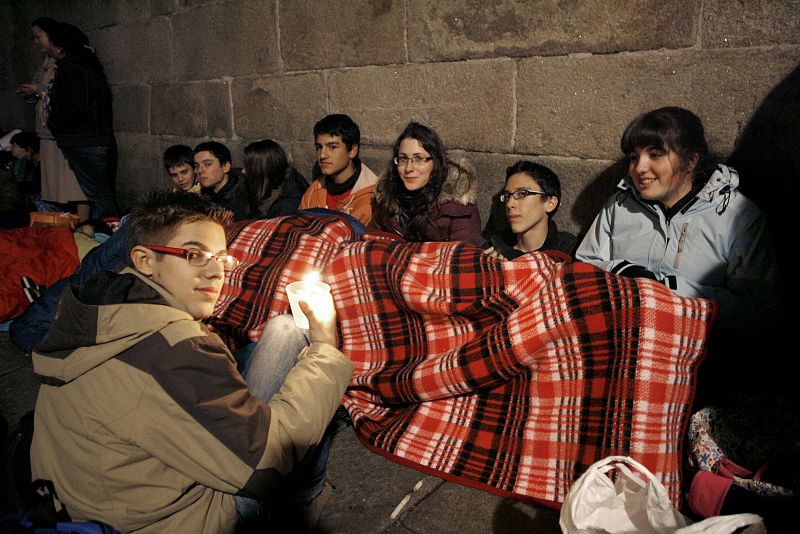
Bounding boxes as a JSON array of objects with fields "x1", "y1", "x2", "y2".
[
  {"x1": 144, "y1": 245, "x2": 240, "y2": 270},
  {"x1": 394, "y1": 155, "x2": 433, "y2": 167},
  {"x1": 498, "y1": 190, "x2": 548, "y2": 204}
]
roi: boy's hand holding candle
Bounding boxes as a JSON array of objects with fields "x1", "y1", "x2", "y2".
[
  {"x1": 286, "y1": 271, "x2": 337, "y2": 345},
  {"x1": 298, "y1": 300, "x2": 337, "y2": 346}
]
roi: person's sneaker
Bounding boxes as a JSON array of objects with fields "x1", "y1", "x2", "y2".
[{"x1": 21, "y1": 276, "x2": 46, "y2": 303}]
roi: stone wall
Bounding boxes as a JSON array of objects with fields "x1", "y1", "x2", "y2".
[{"x1": 2, "y1": 0, "x2": 799, "y2": 238}]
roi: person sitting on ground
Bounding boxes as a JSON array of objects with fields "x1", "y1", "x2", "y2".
[
  {"x1": 0, "y1": 155, "x2": 26, "y2": 229},
  {"x1": 368, "y1": 122, "x2": 482, "y2": 246},
  {"x1": 299, "y1": 113, "x2": 378, "y2": 225},
  {"x1": 483, "y1": 160, "x2": 577, "y2": 260},
  {"x1": 575, "y1": 106, "x2": 777, "y2": 336},
  {"x1": 194, "y1": 140, "x2": 248, "y2": 220},
  {"x1": 575, "y1": 107, "x2": 778, "y2": 406},
  {"x1": 163, "y1": 143, "x2": 200, "y2": 193},
  {"x1": 244, "y1": 139, "x2": 309, "y2": 219},
  {"x1": 7, "y1": 131, "x2": 41, "y2": 197},
  {"x1": 30, "y1": 190, "x2": 352, "y2": 532}
]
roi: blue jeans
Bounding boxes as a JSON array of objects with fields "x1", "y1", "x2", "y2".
[
  {"x1": 62, "y1": 145, "x2": 119, "y2": 219},
  {"x1": 234, "y1": 315, "x2": 332, "y2": 524}
]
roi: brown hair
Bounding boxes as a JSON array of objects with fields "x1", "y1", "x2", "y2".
[{"x1": 125, "y1": 189, "x2": 233, "y2": 258}]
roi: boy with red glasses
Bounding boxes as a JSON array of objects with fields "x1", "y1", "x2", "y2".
[{"x1": 30, "y1": 189, "x2": 352, "y2": 532}]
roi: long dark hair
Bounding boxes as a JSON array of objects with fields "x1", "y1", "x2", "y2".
[
  {"x1": 375, "y1": 122, "x2": 448, "y2": 241},
  {"x1": 244, "y1": 139, "x2": 292, "y2": 218},
  {"x1": 48, "y1": 23, "x2": 90, "y2": 54},
  {"x1": 621, "y1": 107, "x2": 715, "y2": 185},
  {"x1": 31, "y1": 17, "x2": 60, "y2": 40},
  {"x1": 47, "y1": 21, "x2": 105, "y2": 77}
]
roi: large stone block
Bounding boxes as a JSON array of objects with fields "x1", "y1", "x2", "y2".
[
  {"x1": 0, "y1": 88, "x2": 34, "y2": 131},
  {"x1": 113, "y1": 85, "x2": 150, "y2": 133},
  {"x1": 150, "y1": 82, "x2": 206, "y2": 137},
  {"x1": 173, "y1": 0, "x2": 279, "y2": 80},
  {"x1": 288, "y1": 140, "x2": 317, "y2": 179},
  {"x1": 179, "y1": 0, "x2": 219, "y2": 6},
  {"x1": 115, "y1": 132, "x2": 172, "y2": 210},
  {"x1": 91, "y1": 19, "x2": 175, "y2": 85},
  {"x1": 151, "y1": 0, "x2": 176, "y2": 16},
  {"x1": 359, "y1": 145, "x2": 392, "y2": 179},
  {"x1": 22, "y1": 0, "x2": 149, "y2": 31},
  {"x1": 204, "y1": 81, "x2": 232, "y2": 138},
  {"x1": 15, "y1": 1, "x2": 92, "y2": 30},
  {"x1": 90, "y1": 0, "x2": 152, "y2": 27},
  {"x1": 407, "y1": 0, "x2": 699, "y2": 62},
  {"x1": 516, "y1": 48, "x2": 800, "y2": 160},
  {"x1": 0, "y1": 4, "x2": 12, "y2": 89},
  {"x1": 280, "y1": 0, "x2": 405, "y2": 70},
  {"x1": 703, "y1": 0, "x2": 800, "y2": 47},
  {"x1": 330, "y1": 60, "x2": 515, "y2": 152},
  {"x1": 231, "y1": 73, "x2": 326, "y2": 142}
]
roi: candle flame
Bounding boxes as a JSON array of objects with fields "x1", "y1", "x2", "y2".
[{"x1": 303, "y1": 271, "x2": 321, "y2": 283}]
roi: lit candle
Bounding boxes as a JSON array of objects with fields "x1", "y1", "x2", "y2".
[{"x1": 285, "y1": 272, "x2": 334, "y2": 329}]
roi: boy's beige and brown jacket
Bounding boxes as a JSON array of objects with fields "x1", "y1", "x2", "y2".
[{"x1": 30, "y1": 268, "x2": 352, "y2": 533}]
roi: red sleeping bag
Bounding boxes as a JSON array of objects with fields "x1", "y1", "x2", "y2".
[{"x1": 0, "y1": 226, "x2": 79, "y2": 323}]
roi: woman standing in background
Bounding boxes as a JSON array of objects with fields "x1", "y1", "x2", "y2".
[
  {"x1": 16, "y1": 17, "x2": 89, "y2": 223},
  {"x1": 46, "y1": 22, "x2": 118, "y2": 220}
]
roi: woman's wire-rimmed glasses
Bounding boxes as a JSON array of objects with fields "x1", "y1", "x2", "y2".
[
  {"x1": 394, "y1": 155, "x2": 433, "y2": 167},
  {"x1": 143, "y1": 245, "x2": 240, "y2": 270}
]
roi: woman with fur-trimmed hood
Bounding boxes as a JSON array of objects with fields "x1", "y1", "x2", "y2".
[{"x1": 368, "y1": 122, "x2": 482, "y2": 246}]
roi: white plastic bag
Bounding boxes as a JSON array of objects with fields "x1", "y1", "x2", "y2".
[
  {"x1": 559, "y1": 456, "x2": 766, "y2": 534},
  {"x1": 560, "y1": 455, "x2": 686, "y2": 533}
]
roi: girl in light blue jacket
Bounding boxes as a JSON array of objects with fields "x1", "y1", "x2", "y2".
[{"x1": 576, "y1": 107, "x2": 777, "y2": 337}]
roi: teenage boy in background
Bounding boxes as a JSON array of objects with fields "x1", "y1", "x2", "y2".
[
  {"x1": 299, "y1": 114, "x2": 378, "y2": 225},
  {"x1": 194, "y1": 141, "x2": 248, "y2": 220},
  {"x1": 163, "y1": 144, "x2": 200, "y2": 193},
  {"x1": 483, "y1": 160, "x2": 577, "y2": 260}
]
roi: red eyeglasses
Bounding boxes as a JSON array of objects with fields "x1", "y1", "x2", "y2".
[{"x1": 143, "y1": 246, "x2": 240, "y2": 271}]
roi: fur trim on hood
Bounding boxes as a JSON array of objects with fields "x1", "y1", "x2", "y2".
[{"x1": 374, "y1": 155, "x2": 478, "y2": 214}]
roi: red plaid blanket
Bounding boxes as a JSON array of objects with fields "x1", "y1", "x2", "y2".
[{"x1": 212, "y1": 215, "x2": 715, "y2": 506}]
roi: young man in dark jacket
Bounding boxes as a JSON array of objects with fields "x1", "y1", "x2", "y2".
[
  {"x1": 194, "y1": 141, "x2": 249, "y2": 220},
  {"x1": 31, "y1": 190, "x2": 352, "y2": 532},
  {"x1": 484, "y1": 160, "x2": 577, "y2": 260}
]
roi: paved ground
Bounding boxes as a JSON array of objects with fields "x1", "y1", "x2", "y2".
[{"x1": 0, "y1": 332, "x2": 562, "y2": 533}]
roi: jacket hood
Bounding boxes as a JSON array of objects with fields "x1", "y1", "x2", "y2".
[
  {"x1": 374, "y1": 155, "x2": 478, "y2": 214},
  {"x1": 33, "y1": 268, "x2": 195, "y2": 385},
  {"x1": 618, "y1": 163, "x2": 740, "y2": 214}
]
